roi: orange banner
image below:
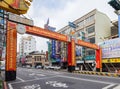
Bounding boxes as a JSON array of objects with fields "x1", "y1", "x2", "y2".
[
  {"x1": 26, "y1": 26, "x2": 68, "y2": 42},
  {"x1": 71, "y1": 39, "x2": 76, "y2": 66},
  {"x1": 77, "y1": 39, "x2": 99, "y2": 50},
  {"x1": 6, "y1": 21, "x2": 17, "y2": 71}
]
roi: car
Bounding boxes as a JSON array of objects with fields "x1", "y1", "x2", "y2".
[
  {"x1": 0, "y1": 66, "x2": 5, "y2": 71},
  {"x1": 36, "y1": 65, "x2": 42, "y2": 69},
  {"x1": 54, "y1": 66, "x2": 61, "y2": 70}
]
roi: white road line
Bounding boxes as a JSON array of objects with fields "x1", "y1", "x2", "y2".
[
  {"x1": 113, "y1": 85, "x2": 120, "y2": 89},
  {"x1": 17, "y1": 77, "x2": 25, "y2": 82},
  {"x1": 8, "y1": 83, "x2": 13, "y2": 89},
  {"x1": 10, "y1": 76, "x2": 58, "y2": 84},
  {"x1": 102, "y1": 84, "x2": 116, "y2": 89},
  {"x1": 58, "y1": 75, "x2": 117, "y2": 85}
]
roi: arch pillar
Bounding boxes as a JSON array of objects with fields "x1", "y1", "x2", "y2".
[
  {"x1": 67, "y1": 39, "x2": 76, "y2": 72},
  {"x1": 5, "y1": 21, "x2": 17, "y2": 81}
]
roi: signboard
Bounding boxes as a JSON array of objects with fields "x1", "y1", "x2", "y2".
[
  {"x1": 68, "y1": 22, "x2": 77, "y2": 28},
  {"x1": 9, "y1": 13, "x2": 33, "y2": 26},
  {"x1": 99, "y1": 38, "x2": 120, "y2": 58},
  {"x1": 76, "y1": 46, "x2": 82, "y2": 56},
  {"x1": 77, "y1": 39, "x2": 99, "y2": 50},
  {"x1": 26, "y1": 26, "x2": 68, "y2": 42},
  {"x1": 51, "y1": 40, "x2": 56, "y2": 58},
  {"x1": 6, "y1": 21, "x2": 17, "y2": 71},
  {"x1": 102, "y1": 58, "x2": 120, "y2": 63}
]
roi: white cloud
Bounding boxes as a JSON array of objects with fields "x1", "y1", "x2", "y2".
[{"x1": 18, "y1": 0, "x2": 117, "y2": 52}]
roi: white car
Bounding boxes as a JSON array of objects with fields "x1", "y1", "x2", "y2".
[
  {"x1": 0, "y1": 66, "x2": 5, "y2": 71},
  {"x1": 36, "y1": 65, "x2": 42, "y2": 69}
]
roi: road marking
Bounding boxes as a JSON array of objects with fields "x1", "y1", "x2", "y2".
[
  {"x1": 36, "y1": 74, "x2": 45, "y2": 76},
  {"x1": 58, "y1": 75, "x2": 116, "y2": 85},
  {"x1": 17, "y1": 77, "x2": 25, "y2": 82},
  {"x1": 21, "y1": 84, "x2": 41, "y2": 89},
  {"x1": 8, "y1": 83, "x2": 13, "y2": 89},
  {"x1": 10, "y1": 76, "x2": 58, "y2": 84},
  {"x1": 46, "y1": 81, "x2": 68, "y2": 88},
  {"x1": 102, "y1": 84, "x2": 116, "y2": 89},
  {"x1": 113, "y1": 85, "x2": 120, "y2": 89}
]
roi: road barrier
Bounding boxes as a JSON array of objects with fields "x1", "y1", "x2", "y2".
[{"x1": 73, "y1": 71, "x2": 120, "y2": 77}]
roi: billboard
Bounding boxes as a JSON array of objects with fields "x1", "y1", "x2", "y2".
[
  {"x1": 99, "y1": 38, "x2": 120, "y2": 58},
  {"x1": 76, "y1": 46, "x2": 82, "y2": 56}
]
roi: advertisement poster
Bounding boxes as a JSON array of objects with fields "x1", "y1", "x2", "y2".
[{"x1": 99, "y1": 38, "x2": 120, "y2": 58}]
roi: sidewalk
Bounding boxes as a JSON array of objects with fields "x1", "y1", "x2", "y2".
[
  {"x1": 0, "y1": 71, "x2": 7, "y2": 89},
  {"x1": 0, "y1": 74, "x2": 3, "y2": 89}
]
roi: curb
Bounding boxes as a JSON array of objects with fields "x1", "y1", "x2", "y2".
[
  {"x1": 4, "y1": 81, "x2": 7, "y2": 89},
  {"x1": 73, "y1": 71, "x2": 120, "y2": 77}
]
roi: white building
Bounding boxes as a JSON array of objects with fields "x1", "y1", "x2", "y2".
[
  {"x1": 57, "y1": 9, "x2": 111, "y2": 70},
  {"x1": 19, "y1": 36, "x2": 36, "y2": 56}
]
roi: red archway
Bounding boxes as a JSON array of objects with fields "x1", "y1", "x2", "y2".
[{"x1": 6, "y1": 21, "x2": 102, "y2": 81}]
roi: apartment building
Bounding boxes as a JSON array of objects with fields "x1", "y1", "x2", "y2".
[
  {"x1": 57, "y1": 9, "x2": 111, "y2": 70},
  {"x1": 19, "y1": 36, "x2": 36, "y2": 56}
]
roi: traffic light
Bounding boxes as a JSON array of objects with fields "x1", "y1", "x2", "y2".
[
  {"x1": 108, "y1": 0, "x2": 120, "y2": 10},
  {"x1": 0, "y1": 0, "x2": 33, "y2": 15}
]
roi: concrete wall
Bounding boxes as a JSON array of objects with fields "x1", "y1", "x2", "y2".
[{"x1": 95, "y1": 11, "x2": 111, "y2": 44}]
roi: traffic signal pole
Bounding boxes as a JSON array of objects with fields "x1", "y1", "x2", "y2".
[{"x1": 118, "y1": 12, "x2": 120, "y2": 38}]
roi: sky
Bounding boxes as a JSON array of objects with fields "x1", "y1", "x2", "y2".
[{"x1": 18, "y1": 0, "x2": 118, "y2": 52}]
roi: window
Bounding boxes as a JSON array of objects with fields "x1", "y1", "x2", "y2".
[
  {"x1": 89, "y1": 37, "x2": 95, "y2": 43},
  {"x1": 77, "y1": 20, "x2": 84, "y2": 27},
  {"x1": 87, "y1": 50, "x2": 95, "y2": 55},
  {"x1": 87, "y1": 26, "x2": 95, "y2": 34},
  {"x1": 85, "y1": 15, "x2": 94, "y2": 24}
]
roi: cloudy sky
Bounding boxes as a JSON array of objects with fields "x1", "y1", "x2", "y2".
[{"x1": 18, "y1": 0, "x2": 117, "y2": 52}]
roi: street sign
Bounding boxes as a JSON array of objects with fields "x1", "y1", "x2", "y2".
[
  {"x1": 68, "y1": 22, "x2": 77, "y2": 28},
  {"x1": 9, "y1": 13, "x2": 33, "y2": 26}
]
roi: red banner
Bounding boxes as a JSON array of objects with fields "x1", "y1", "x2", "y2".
[
  {"x1": 77, "y1": 39, "x2": 99, "y2": 50},
  {"x1": 26, "y1": 26, "x2": 68, "y2": 42},
  {"x1": 68, "y1": 39, "x2": 76, "y2": 66},
  {"x1": 96, "y1": 48, "x2": 102, "y2": 69},
  {"x1": 68, "y1": 42, "x2": 72, "y2": 66},
  {"x1": 6, "y1": 21, "x2": 17, "y2": 71}
]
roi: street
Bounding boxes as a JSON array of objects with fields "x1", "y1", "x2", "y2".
[{"x1": 5, "y1": 67, "x2": 120, "y2": 89}]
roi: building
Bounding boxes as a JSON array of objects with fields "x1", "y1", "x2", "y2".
[
  {"x1": 99, "y1": 20, "x2": 120, "y2": 72},
  {"x1": 0, "y1": 9, "x2": 7, "y2": 61},
  {"x1": 25, "y1": 51, "x2": 49, "y2": 68},
  {"x1": 110, "y1": 20, "x2": 118, "y2": 39},
  {"x1": 19, "y1": 36, "x2": 36, "y2": 56},
  {"x1": 57, "y1": 9, "x2": 111, "y2": 71}
]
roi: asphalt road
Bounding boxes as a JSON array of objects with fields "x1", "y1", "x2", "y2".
[{"x1": 6, "y1": 67, "x2": 120, "y2": 89}]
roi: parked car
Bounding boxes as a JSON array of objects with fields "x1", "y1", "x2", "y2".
[
  {"x1": 36, "y1": 65, "x2": 42, "y2": 69},
  {"x1": 0, "y1": 66, "x2": 5, "y2": 71}
]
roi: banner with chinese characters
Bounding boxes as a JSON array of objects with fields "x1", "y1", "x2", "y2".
[{"x1": 6, "y1": 21, "x2": 17, "y2": 71}]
